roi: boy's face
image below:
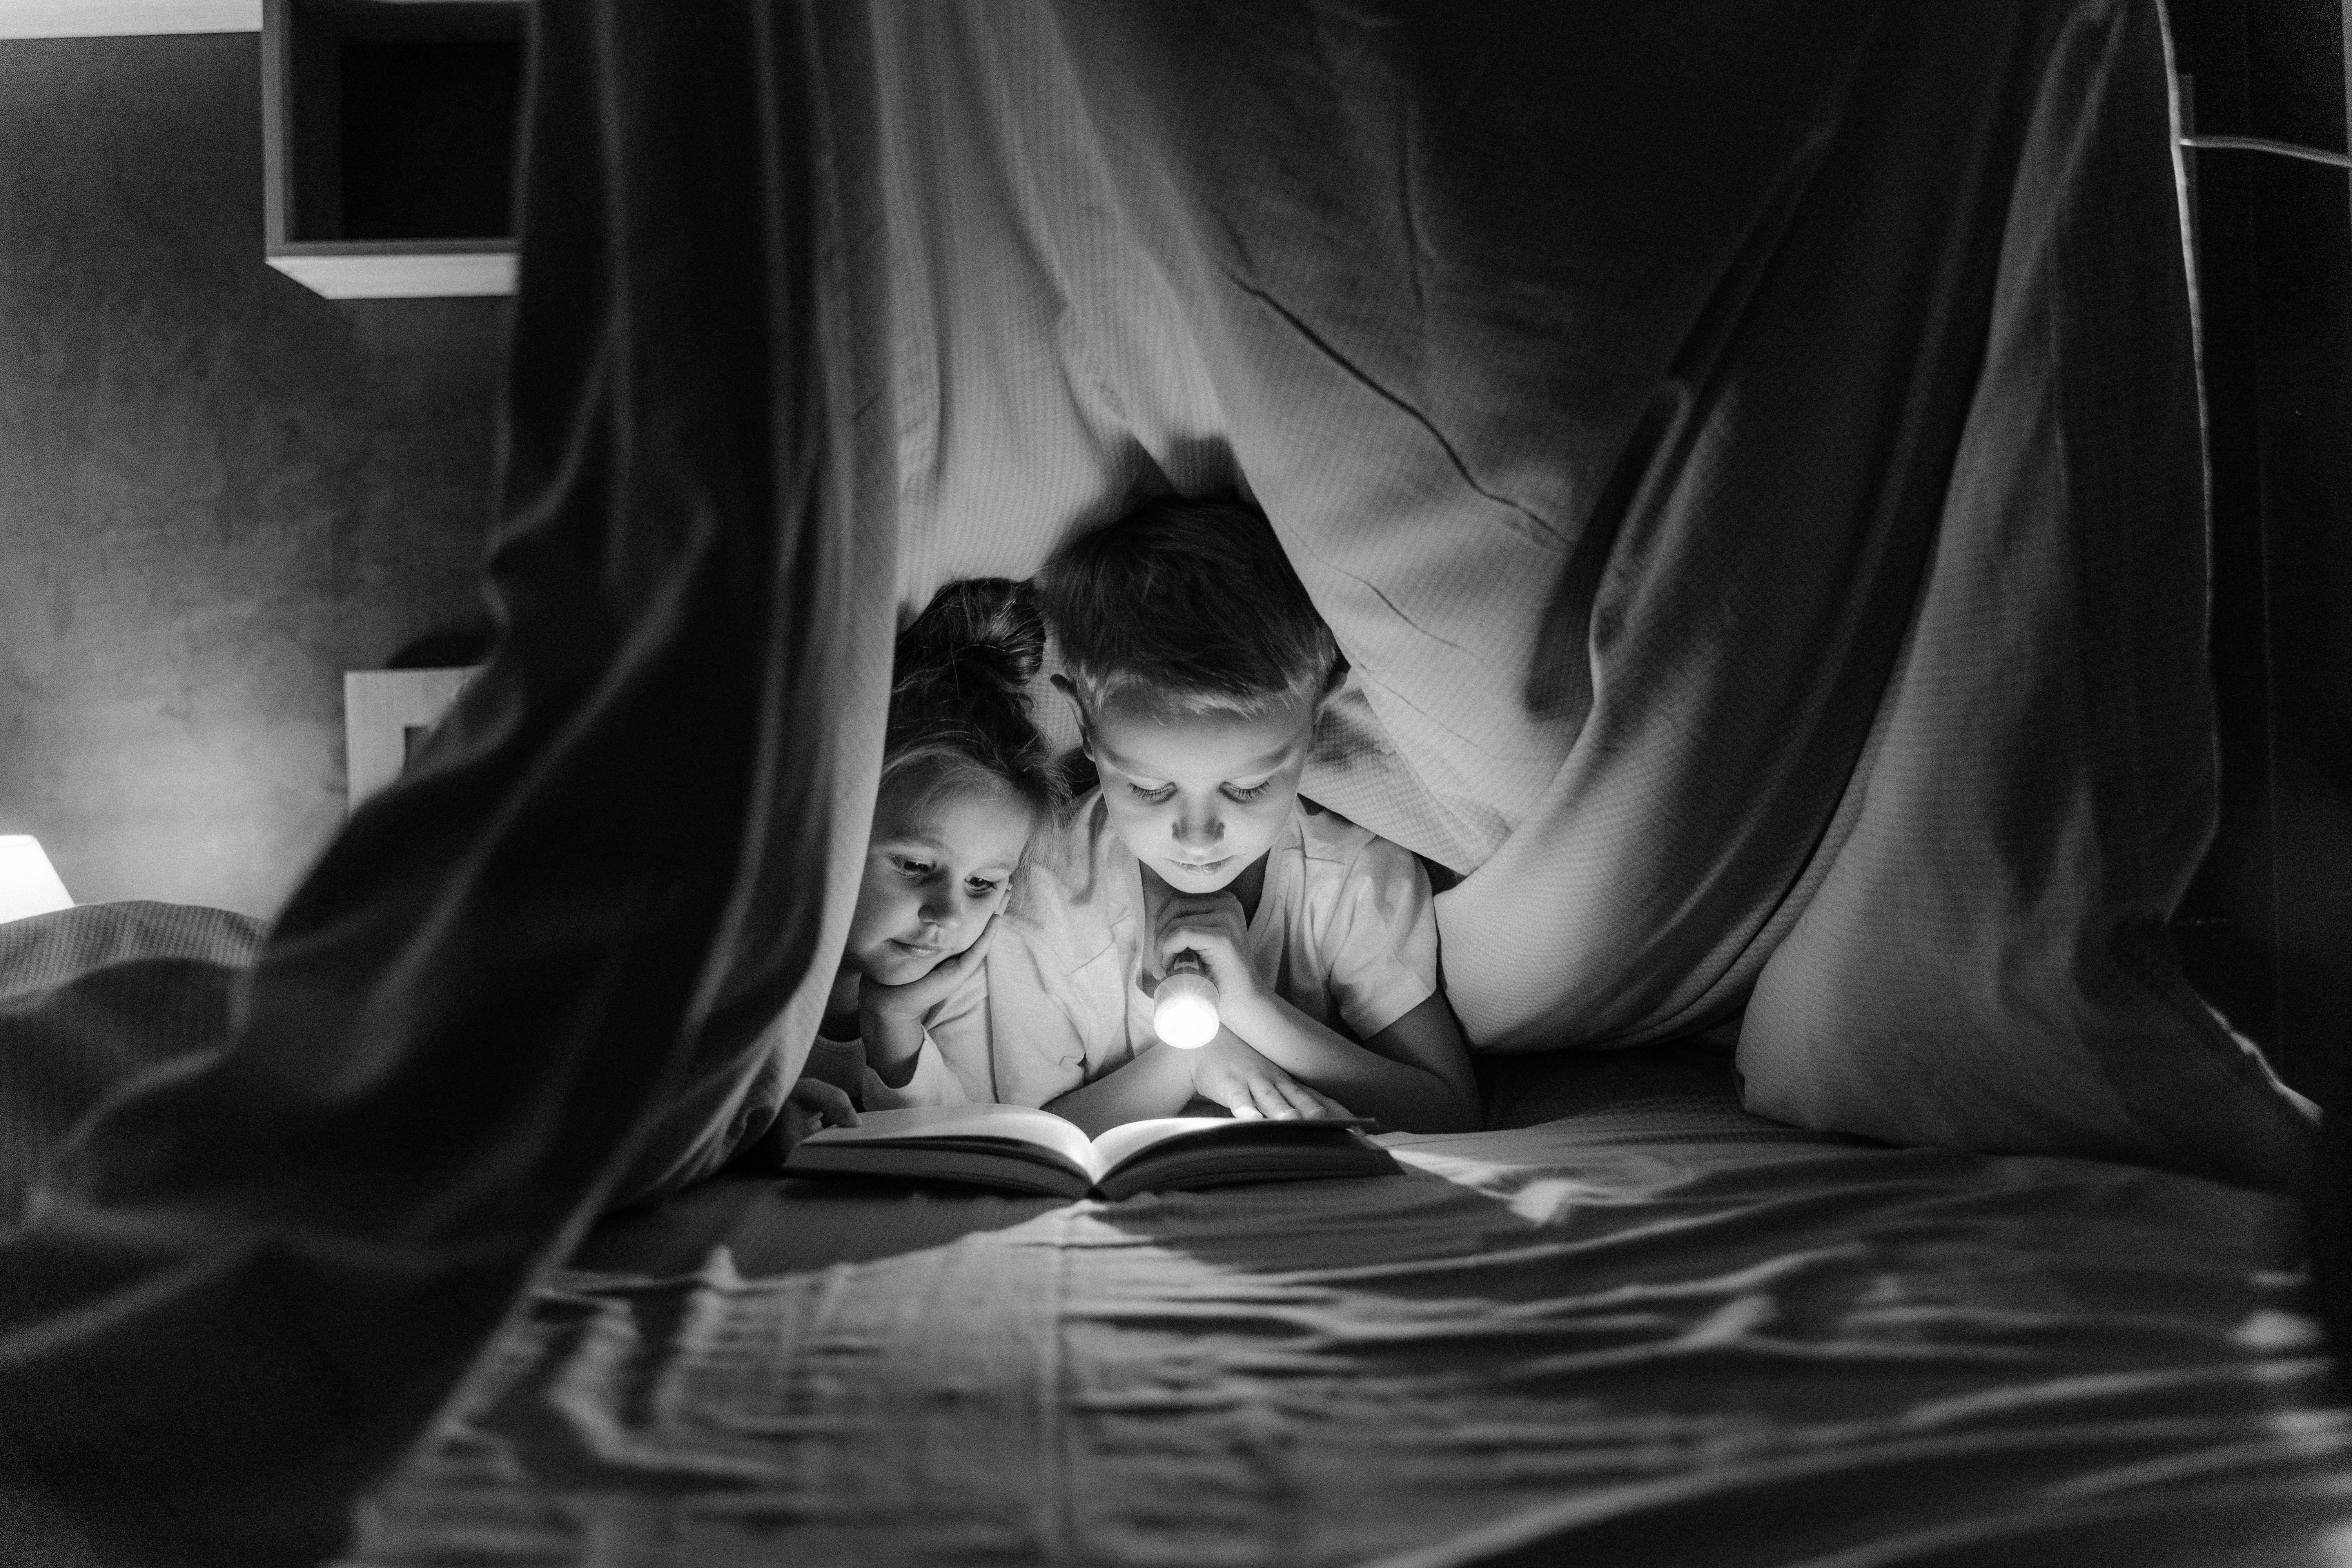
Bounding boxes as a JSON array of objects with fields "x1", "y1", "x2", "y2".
[
  {"x1": 848, "y1": 783, "x2": 1031, "y2": 985},
  {"x1": 1085, "y1": 690, "x2": 1315, "y2": 894}
]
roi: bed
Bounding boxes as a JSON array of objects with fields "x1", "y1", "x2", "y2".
[{"x1": 339, "y1": 1046, "x2": 2352, "y2": 1568}]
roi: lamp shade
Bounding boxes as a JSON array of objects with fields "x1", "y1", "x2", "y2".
[{"x1": 0, "y1": 836, "x2": 73, "y2": 924}]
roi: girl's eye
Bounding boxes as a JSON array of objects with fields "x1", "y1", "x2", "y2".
[
  {"x1": 1223, "y1": 782, "x2": 1271, "y2": 802},
  {"x1": 893, "y1": 857, "x2": 933, "y2": 878},
  {"x1": 965, "y1": 878, "x2": 1002, "y2": 897},
  {"x1": 1128, "y1": 782, "x2": 1176, "y2": 805}
]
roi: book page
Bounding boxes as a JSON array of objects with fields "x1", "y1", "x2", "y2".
[
  {"x1": 1085, "y1": 1117, "x2": 1268, "y2": 1179},
  {"x1": 1087, "y1": 1116, "x2": 1384, "y2": 1182},
  {"x1": 803, "y1": 1104, "x2": 1095, "y2": 1169}
]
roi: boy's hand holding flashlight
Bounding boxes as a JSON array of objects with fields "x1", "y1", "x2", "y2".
[{"x1": 1153, "y1": 892, "x2": 1259, "y2": 1049}]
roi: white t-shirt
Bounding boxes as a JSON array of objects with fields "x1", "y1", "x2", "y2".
[{"x1": 918, "y1": 790, "x2": 1440, "y2": 1109}]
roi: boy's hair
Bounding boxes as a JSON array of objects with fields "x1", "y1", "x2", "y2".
[
  {"x1": 1036, "y1": 494, "x2": 1341, "y2": 719},
  {"x1": 883, "y1": 579, "x2": 1067, "y2": 829}
]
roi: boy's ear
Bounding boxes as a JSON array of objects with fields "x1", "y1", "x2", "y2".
[{"x1": 1048, "y1": 673, "x2": 1091, "y2": 753}]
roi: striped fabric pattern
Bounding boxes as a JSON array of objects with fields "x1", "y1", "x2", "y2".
[{"x1": 0, "y1": 902, "x2": 262, "y2": 1218}]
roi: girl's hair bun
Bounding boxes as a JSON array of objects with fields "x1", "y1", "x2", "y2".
[
  {"x1": 881, "y1": 578, "x2": 1065, "y2": 834},
  {"x1": 892, "y1": 578, "x2": 1046, "y2": 718}
]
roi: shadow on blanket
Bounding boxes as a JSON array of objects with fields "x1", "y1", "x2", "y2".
[{"x1": 574, "y1": 1176, "x2": 1066, "y2": 1277}]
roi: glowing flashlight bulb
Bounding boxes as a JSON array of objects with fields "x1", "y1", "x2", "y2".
[{"x1": 1153, "y1": 952, "x2": 1221, "y2": 1049}]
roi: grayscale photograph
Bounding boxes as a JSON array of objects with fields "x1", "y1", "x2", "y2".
[{"x1": 0, "y1": 2, "x2": 2347, "y2": 1564}]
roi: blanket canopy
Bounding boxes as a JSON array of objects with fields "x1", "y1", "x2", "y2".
[{"x1": 0, "y1": 3, "x2": 2319, "y2": 1564}]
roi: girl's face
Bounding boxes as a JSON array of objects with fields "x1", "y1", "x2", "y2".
[{"x1": 845, "y1": 782, "x2": 1033, "y2": 985}]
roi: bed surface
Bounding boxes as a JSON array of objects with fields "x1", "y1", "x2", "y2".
[{"x1": 344, "y1": 1051, "x2": 2352, "y2": 1567}]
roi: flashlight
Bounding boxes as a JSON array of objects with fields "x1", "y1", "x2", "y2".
[{"x1": 1153, "y1": 951, "x2": 1221, "y2": 1049}]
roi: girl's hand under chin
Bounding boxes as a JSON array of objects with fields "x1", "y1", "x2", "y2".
[{"x1": 856, "y1": 914, "x2": 999, "y2": 1081}]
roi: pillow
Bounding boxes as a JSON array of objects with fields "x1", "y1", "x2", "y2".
[{"x1": 0, "y1": 902, "x2": 263, "y2": 1218}]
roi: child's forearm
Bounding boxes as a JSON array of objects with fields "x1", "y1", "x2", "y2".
[
  {"x1": 1040, "y1": 1043, "x2": 1195, "y2": 1138},
  {"x1": 1218, "y1": 992, "x2": 1478, "y2": 1132},
  {"x1": 862, "y1": 1016, "x2": 926, "y2": 1088}
]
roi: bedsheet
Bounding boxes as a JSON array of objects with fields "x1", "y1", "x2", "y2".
[{"x1": 344, "y1": 1094, "x2": 2350, "y2": 1567}]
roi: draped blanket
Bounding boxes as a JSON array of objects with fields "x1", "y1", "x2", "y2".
[{"x1": 0, "y1": 4, "x2": 2317, "y2": 1564}]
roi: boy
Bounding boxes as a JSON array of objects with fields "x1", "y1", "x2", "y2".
[{"x1": 990, "y1": 495, "x2": 1481, "y2": 1135}]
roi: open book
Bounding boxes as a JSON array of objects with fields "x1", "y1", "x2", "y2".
[{"x1": 783, "y1": 1103, "x2": 1399, "y2": 1200}]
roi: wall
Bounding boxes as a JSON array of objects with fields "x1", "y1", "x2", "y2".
[{"x1": 0, "y1": 31, "x2": 505, "y2": 918}]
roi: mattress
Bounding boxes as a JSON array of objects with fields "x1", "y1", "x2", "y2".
[{"x1": 341, "y1": 1051, "x2": 2351, "y2": 1567}]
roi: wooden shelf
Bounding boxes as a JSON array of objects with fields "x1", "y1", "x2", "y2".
[
  {"x1": 261, "y1": 0, "x2": 524, "y2": 299},
  {"x1": 0, "y1": 1, "x2": 260, "y2": 36},
  {"x1": 266, "y1": 239, "x2": 514, "y2": 298}
]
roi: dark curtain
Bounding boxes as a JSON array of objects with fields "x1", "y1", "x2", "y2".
[{"x1": 0, "y1": 8, "x2": 898, "y2": 1563}]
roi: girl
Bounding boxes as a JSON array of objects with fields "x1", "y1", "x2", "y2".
[{"x1": 779, "y1": 578, "x2": 1065, "y2": 1139}]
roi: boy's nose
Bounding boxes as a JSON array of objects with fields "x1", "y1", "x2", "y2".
[{"x1": 1171, "y1": 806, "x2": 1221, "y2": 849}]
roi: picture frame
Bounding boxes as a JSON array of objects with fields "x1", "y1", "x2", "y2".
[{"x1": 342, "y1": 666, "x2": 481, "y2": 815}]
